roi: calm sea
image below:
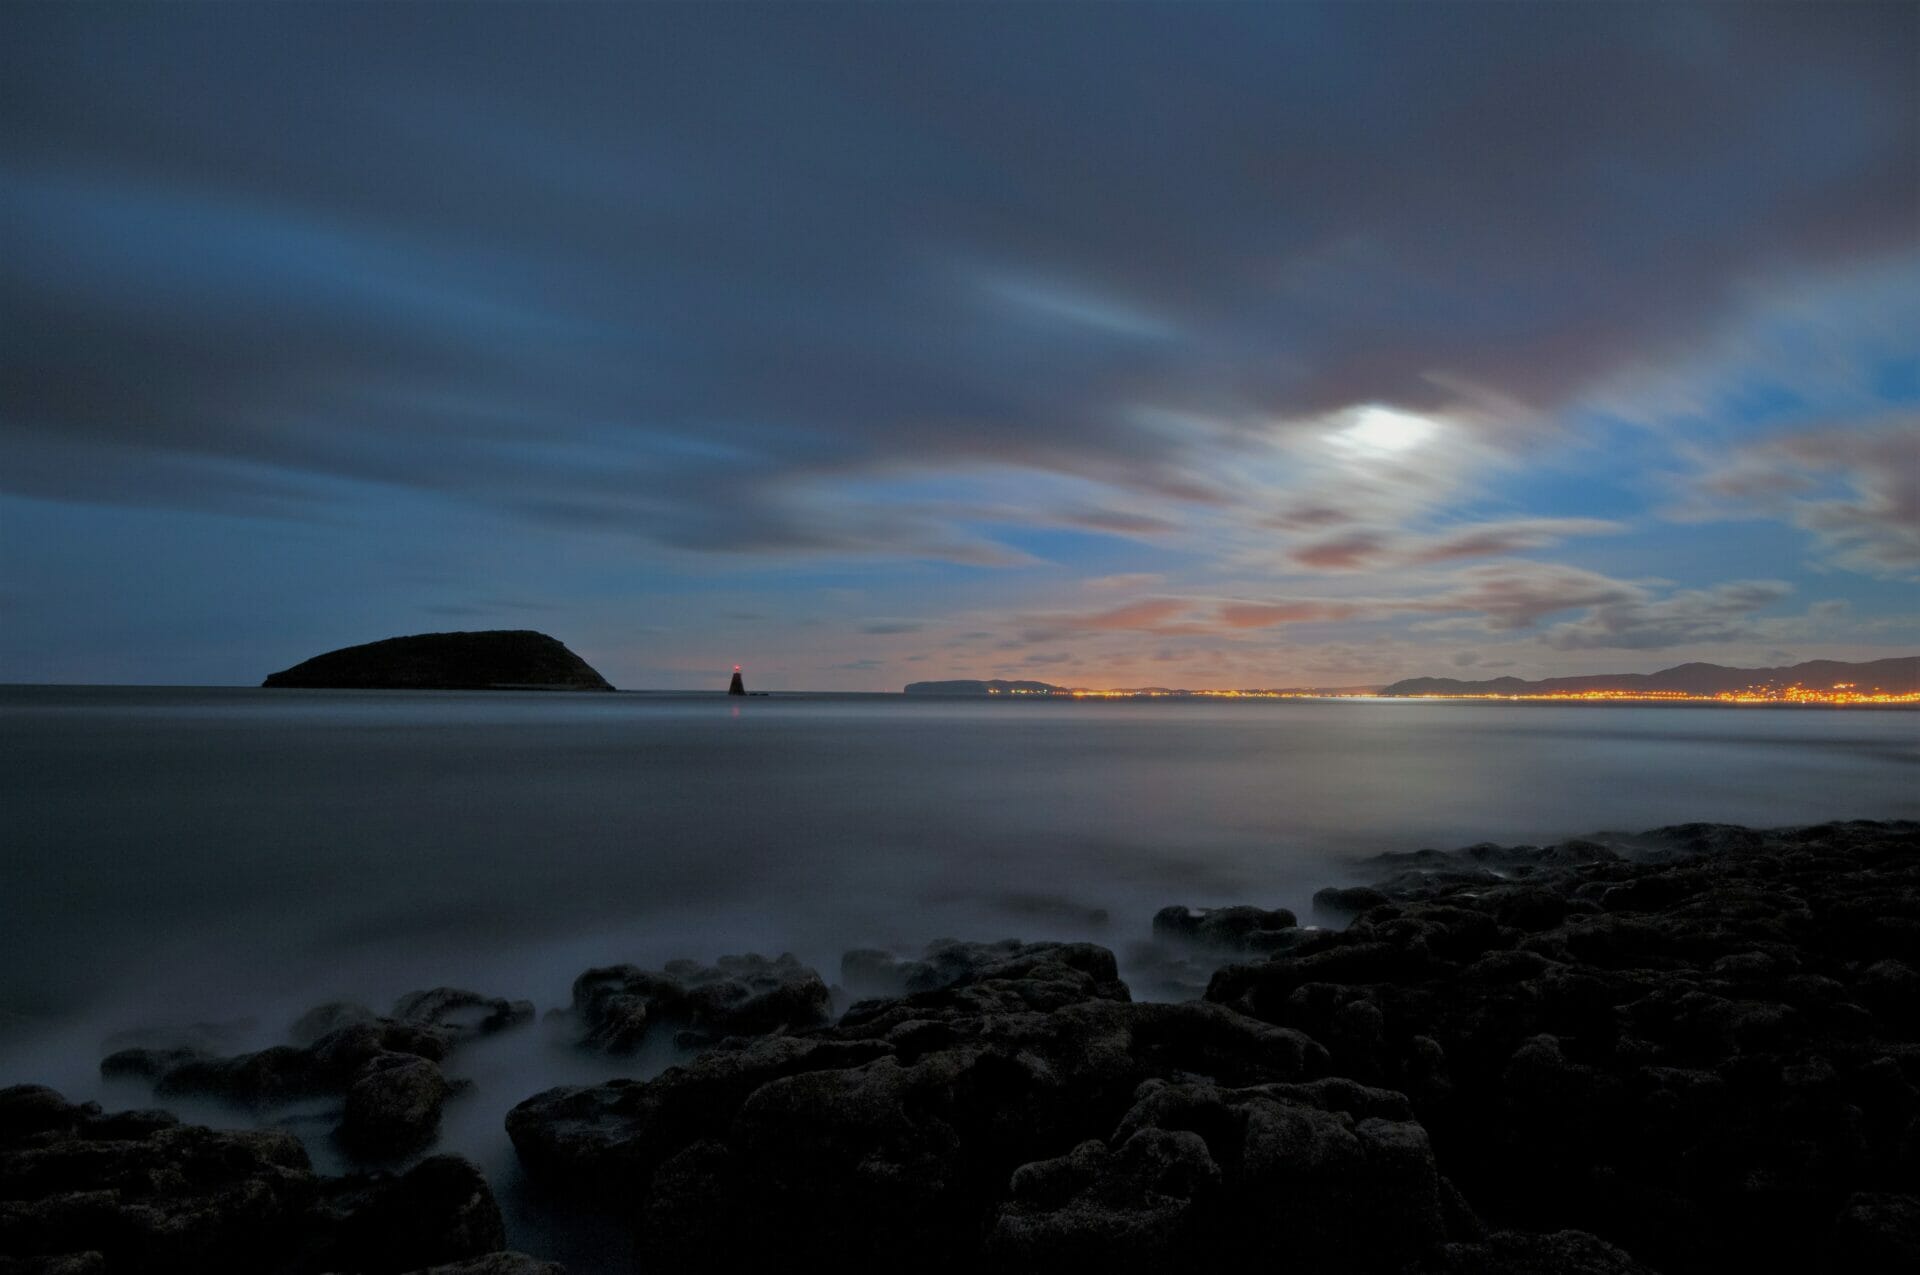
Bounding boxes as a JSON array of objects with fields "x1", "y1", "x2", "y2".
[{"x1": 2, "y1": 685, "x2": 1914, "y2": 1256}]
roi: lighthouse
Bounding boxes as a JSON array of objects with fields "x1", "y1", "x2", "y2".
[{"x1": 727, "y1": 664, "x2": 746, "y2": 696}]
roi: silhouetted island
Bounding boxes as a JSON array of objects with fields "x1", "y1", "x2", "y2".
[
  {"x1": 262, "y1": 630, "x2": 614, "y2": 691},
  {"x1": 904, "y1": 679, "x2": 1066, "y2": 695},
  {"x1": 1379, "y1": 655, "x2": 1918, "y2": 698}
]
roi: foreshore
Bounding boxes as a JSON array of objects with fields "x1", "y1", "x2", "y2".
[{"x1": 5, "y1": 819, "x2": 1918, "y2": 1273}]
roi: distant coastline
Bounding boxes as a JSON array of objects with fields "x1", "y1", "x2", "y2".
[{"x1": 905, "y1": 655, "x2": 1920, "y2": 705}]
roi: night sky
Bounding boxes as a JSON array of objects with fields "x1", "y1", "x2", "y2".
[{"x1": 2, "y1": 3, "x2": 1914, "y2": 689}]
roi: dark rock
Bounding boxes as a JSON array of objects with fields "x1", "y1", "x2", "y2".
[
  {"x1": 843, "y1": 938, "x2": 1122, "y2": 1000},
  {"x1": 839, "y1": 940, "x2": 1130, "y2": 1025},
  {"x1": 1412, "y1": 1228, "x2": 1659, "y2": 1273},
  {"x1": 0, "y1": 1090, "x2": 85, "y2": 1143},
  {"x1": 101, "y1": 989, "x2": 526, "y2": 1162},
  {"x1": 568, "y1": 953, "x2": 830, "y2": 1054},
  {"x1": 990, "y1": 1078, "x2": 1444, "y2": 1267},
  {"x1": 339, "y1": 1056, "x2": 452, "y2": 1158},
  {"x1": 400, "y1": 1257, "x2": 566, "y2": 1275},
  {"x1": 127, "y1": 1014, "x2": 451, "y2": 1111},
  {"x1": 1203, "y1": 818, "x2": 1920, "y2": 1275},
  {"x1": 289, "y1": 1001, "x2": 380, "y2": 1046},
  {"x1": 0, "y1": 1087, "x2": 313, "y2": 1272},
  {"x1": 506, "y1": 1037, "x2": 896, "y2": 1189},
  {"x1": 1829, "y1": 1192, "x2": 1920, "y2": 1274},
  {"x1": 0, "y1": 1256, "x2": 107, "y2": 1274},
  {"x1": 1480, "y1": 884, "x2": 1571, "y2": 931},
  {"x1": 1313, "y1": 884, "x2": 1391, "y2": 920},
  {"x1": 391, "y1": 988, "x2": 535, "y2": 1044},
  {"x1": 988, "y1": 1129, "x2": 1219, "y2": 1270},
  {"x1": 312, "y1": 1154, "x2": 506, "y2": 1273},
  {"x1": 511, "y1": 938, "x2": 1339, "y2": 1266},
  {"x1": 1152, "y1": 904, "x2": 1301, "y2": 953},
  {"x1": 0, "y1": 1089, "x2": 539, "y2": 1274},
  {"x1": 1858, "y1": 960, "x2": 1920, "y2": 1030}
]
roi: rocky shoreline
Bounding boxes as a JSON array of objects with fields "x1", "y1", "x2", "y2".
[{"x1": 5, "y1": 820, "x2": 1918, "y2": 1272}]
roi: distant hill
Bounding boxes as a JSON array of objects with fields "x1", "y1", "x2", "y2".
[
  {"x1": 904, "y1": 679, "x2": 1382, "y2": 696},
  {"x1": 1379, "y1": 656, "x2": 1918, "y2": 698},
  {"x1": 904, "y1": 679, "x2": 1066, "y2": 696},
  {"x1": 263, "y1": 630, "x2": 614, "y2": 691}
]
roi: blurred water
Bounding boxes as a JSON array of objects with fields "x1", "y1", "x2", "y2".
[{"x1": 1, "y1": 686, "x2": 1914, "y2": 1262}]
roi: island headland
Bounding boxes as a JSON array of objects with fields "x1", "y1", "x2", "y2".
[
  {"x1": 262, "y1": 630, "x2": 614, "y2": 691},
  {"x1": 7, "y1": 819, "x2": 1918, "y2": 1272}
]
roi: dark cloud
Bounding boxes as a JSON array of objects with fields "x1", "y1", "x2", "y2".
[
  {"x1": 1059, "y1": 508, "x2": 1183, "y2": 536},
  {"x1": 1210, "y1": 564, "x2": 1646, "y2": 635},
  {"x1": 1003, "y1": 561, "x2": 1825, "y2": 664},
  {"x1": 1019, "y1": 598, "x2": 1195, "y2": 643},
  {"x1": 1542, "y1": 580, "x2": 1795, "y2": 651},
  {"x1": 1291, "y1": 532, "x2": 1389, "y2": 570},
  {"x1": 1082, "y1": 573, "x2": 1166, "y2": 593},
  {"x1": 1404, "y1": 519, "x2": 1626, "y2": 566},
  {"x1": 1686, "y1": 419, "x2": 1920, "y2": 579},
  {"x1": 1264, "y1": 504, "x2": 1362, "y2": 531},
  {"x1": 0, "y1": 3, "x2": 1911, "y2": 565},
  {"x1": 1216, "y1": 600, "x2": 1370, "y2": 629},
  {"x1": 1431, "y1": 563, "x2": 1644, "y2": 632}
]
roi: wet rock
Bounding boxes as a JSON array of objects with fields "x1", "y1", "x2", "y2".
[
  {"x1": 1312, "y1": 884, "x2": 1391, "y2": 921},
  {"x1": 100, "y1": 988, "x2": 529, "y2": 1162},
  {"x1": 0, "y1": 1089, "x2": 81, "y2": 1143},
  {"x1": 400, "y1": 1257, "x2": 566, "y2": 1275},
  {"x1": 312, "y1": 1154, "x2": 506, "y2": 1272},
  {"x1": 1411, "y1": 1228, "x2": 1658, "y2": 1273},
  {"x1": 289, "y1": 1002, "x2": 380, "y2": 1047},
  {"x1": 568, "y1": 953, "x2": 830, "y2": 1053},
  {"x1": 1829, "y1": 1192, "x2": 1920, "y2": 1273},
  {"x1": 339, "y1": 1056, "x2": 453, "y2": 1158},
  {"x1": 0, "y1": 1256, "x2": 107, "y2": 1274},
  {"x1": 390, "y1": 989, "x2": 535, "y2": 1045},
  {"x1": 511, "y1": 938, "x2": 1335, "y2": 1266},
  {"x1": 1480, "y1": 884, "x2": 1571, "y2": 931},
  {"x1": 991, "y1": 1077, "x2": 1443, "y2": 1267},
  {"x1": 1857, "y1": 960, "x2": 1920, "y2": 1030},
  {"x1": 1204, "y1": 818, "x2": 1920, "y2": 1275},
  {"x1": 843, "y1": 938, "x2": 1121, "y2": 1001},
  {"x1": 989, "y1": 1128, "x2": 1219, "y2": 1270},
  {"x1": 0, "y1": 1086, "x2": 312, "y2": 1272},
  {"x1": 506, "y1": 1037, "x2": 896, "y2": 1189},
  {"x1": 838, "y1": 941, "x2": 1131, "y2": 1031},
  {"x1": 1151, "y1": 904, "x2": 1301, "y2": 953},
  {"x1": 0, "y1": 1088, "x2": 538, "y2": 1274}
]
